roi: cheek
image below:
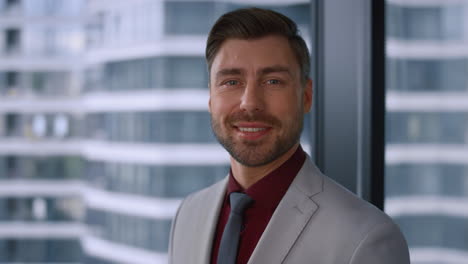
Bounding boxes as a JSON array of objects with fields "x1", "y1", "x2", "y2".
[
  {"x1": 268, "y1": 92, "x2": 300, "y2": 112},
  {"x1": 210, "y1": 96, "x2": 237, "y2": 118}
]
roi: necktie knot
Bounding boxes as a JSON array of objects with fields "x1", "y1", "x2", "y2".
[{"x1": 229, "y1": 192, "x2": 254, "y2": 214}]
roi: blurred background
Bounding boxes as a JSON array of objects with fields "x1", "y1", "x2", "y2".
[{"x1": 0, "y1": 0, "x2": 466, "y2": 263}]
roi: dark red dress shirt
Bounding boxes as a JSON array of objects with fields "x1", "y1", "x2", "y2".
[{"x1": 210, "y1": 145, "x2": 306, "y2": 264}]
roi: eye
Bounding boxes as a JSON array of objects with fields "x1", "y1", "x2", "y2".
[
  {"x1": 222, "y1": 80, "x2": 239, "y2": 86},
  {"x1": 266, "y1": 79, "x2": 281, "y2": 85}
]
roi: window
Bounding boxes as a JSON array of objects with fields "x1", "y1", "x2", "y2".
[
  {"x1": 5, "y1": 113, "x2": 21, "y2": 137},
  {"x1": 4, "y1": 28, "x2": 20, "y2": 54},
  {"x1": 0, "y1": 1, "x2": 312, "y2": 263},
  {"x1": 103, "y1": 57, "x2": 208, "y2": 91},
  {"x1": 3, "y1": 71, "x2": 19, "y2": 94},
  {"x1": 164, "y1": 1, "x2": 215, "y2": 35},
  {"x1": 385, "y1": 1, "x2": 468, "y2": 263},
  {"x1": 2, "y1": 0, "x2": 21, "y2": 14}
]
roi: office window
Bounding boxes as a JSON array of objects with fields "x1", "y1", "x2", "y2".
[
  {"x1": 86, "y1": 111, "x2": 215, "y2": 143},
  {"x1": 387, "y1": 5, "x2": 464, "y2": 41},
  {"x1": 385, "y1": 1, "x2": 468, "y2": 263},
  {"x1": 103, "y1": 56, "x2": 208, "y2": 91},
  {"x1": 0, "y1": 197, "x2": 82, "y2": 221},
  {"x1": 4, "y1": 28, "x2": 21, "y2": 54},
  {"x1": 86, "y1": 161, "x2": 227, "y2": 198},
  {"x1": 0, "y1": 239, "x2": 82, "y2": 262},
  {"x1": 23, "y1": 25, "x2": 83, "y2": 57},
  {"x1": 2, "y1": 0, "x2": 21, "y2": 14},
  {"x1": 23, "y1": 0, "x2": 82, "y2": 17},
  {"x1": 387, "y1": 59, "x2": 468, "y2": 91},
  {"x1": 6, "y1": 71, "x2": 18, "y2": 88},
  {"x1": 0, "y1": 1, "x2": 312, "y2": 263},
  {"x1": 386, "y1": 112, "x2": 468, "y2": 144},
  {"x1": 4, "y1": 113, "x2": 21, "y2": 137},
  {"x1": 164, "y1": 1, "x2": 215, "y2": 35},
  {"x1": 0, "y1": 155, "x2": 83, "y2": 179},
  {"x1": 1, "y1": 71, "x2": 20, "y2": 95},
  {"x1": 86, "y1": 209, "x2": 172, "y2": 252}
]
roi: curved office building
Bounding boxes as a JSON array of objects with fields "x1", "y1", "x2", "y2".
[
  {"x1": 0, "y1": 0, "x2": 311, "y2": 263},
  {"x1": 385, "y1": 0, "x2": 468, "y2": 263}
]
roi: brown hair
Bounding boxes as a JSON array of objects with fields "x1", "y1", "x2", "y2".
[{"x1": 206, "y1": 7, "x2": 310, "y2": 83}]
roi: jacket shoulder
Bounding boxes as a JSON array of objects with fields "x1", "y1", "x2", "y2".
[
  {"x1": 302, "y1": 168, "x2": 410, "y2": 263},
  {"x1": 168, "y1": 178, "x2": 227, "y2": 264},
  {"x1": 180, "y1": 178, "x2": 227, "y2": 210}
]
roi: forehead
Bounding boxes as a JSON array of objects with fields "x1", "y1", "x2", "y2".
[{"x1": 210, "y1": 35, "x2": 299, "y2": 77}]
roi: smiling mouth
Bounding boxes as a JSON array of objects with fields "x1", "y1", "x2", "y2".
[
  {"x1": 238, "y1": 127, "x2": 267, "y2": 132},
  {"x1": 233, "y1": 124, "x2": 272, "y2": 141}
]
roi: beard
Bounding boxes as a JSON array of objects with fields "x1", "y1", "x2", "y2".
[{"x1": 211, "y1": 109, "x2": 303, "y2": 167}]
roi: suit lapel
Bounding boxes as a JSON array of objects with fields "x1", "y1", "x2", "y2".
[
  {"x1": 247, "y1": 157, "x2": 323, "y2": 264},
  {"x1": 195, "y1": 177, "x2": 228, "y2": 264}
]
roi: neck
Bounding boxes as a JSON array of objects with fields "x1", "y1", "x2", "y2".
[{"x1": 230, "y1": 143, "x2": 300, "y2": 189}]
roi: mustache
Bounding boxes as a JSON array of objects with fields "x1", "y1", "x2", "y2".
[{"x1": 226, "y1": 111, "x2": 281, "y2": 127}]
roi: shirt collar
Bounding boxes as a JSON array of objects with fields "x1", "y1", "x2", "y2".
[{"x1": 226, "y1": 145, "x2": 306, "y2": 210}]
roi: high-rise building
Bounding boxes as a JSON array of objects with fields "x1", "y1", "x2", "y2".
[
  {"x1": 83, "y1": 1, "x2": 310, "y2": 263},
  {"x1": 385, "y1": 0, "x2": 468, "y2": 263},
  {"x1": 0, "y1": 0, "x2": 311, "y2": 263},
  {"x1": 0, "y1": 0, "x2": 85, "y2": 262}
]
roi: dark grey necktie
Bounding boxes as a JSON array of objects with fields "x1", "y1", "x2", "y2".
[{"x1": 217, "y1": 192, "x2": 254, "y2": 264}]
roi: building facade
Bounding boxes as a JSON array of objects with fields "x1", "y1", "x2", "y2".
[
  {"x1": 385, "y1": 0, "x2": 468, "y2": 263},
  {"x1": 0, "y1": 0, "x2": 311, "y2": 263},
  {"x1": 0, "y1": 0, "x2": 85, "y2": 262}
]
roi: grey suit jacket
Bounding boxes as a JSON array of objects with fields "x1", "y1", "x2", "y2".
[{"x1": 169, "y1": 156, "x2": 410, "y2": 264}]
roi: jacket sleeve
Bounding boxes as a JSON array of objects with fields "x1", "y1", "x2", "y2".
[{"x1": 349, "y1": 221, "x2": 410, "y2": 264}]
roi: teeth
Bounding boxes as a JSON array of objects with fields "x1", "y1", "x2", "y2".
[{"x1": 239, "y1": 127, "x2": 266, "y2": 132}]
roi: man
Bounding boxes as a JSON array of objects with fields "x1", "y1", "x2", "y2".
[{"x1": 169, "y1": 8, "x2": 410, "y2": 264}]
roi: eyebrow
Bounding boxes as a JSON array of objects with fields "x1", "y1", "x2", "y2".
[
  {"x1": 258, "y1": 65, "x2": 292, "y2": 76},
  {"x1": 215, "y1": 68, "x2": 244, "y2": 79},
  {"x1": 214, "y1": 65, "x2": 292, "y2": 80}
]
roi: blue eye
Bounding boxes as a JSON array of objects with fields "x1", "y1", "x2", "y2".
[
  {"x1": 225, "y1": 80, "x2": 238, "y2": 86},
  {"x1": 267, "y1": 79, "x2": 280, "y2": 85}
]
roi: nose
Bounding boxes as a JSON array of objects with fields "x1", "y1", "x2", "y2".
[{"x1": 239, "y1": 82, "x2": 265, "y2": 112}]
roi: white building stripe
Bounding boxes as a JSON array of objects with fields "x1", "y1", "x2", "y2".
[
  {"x1": 0, "y1": 180, "x2": 82, "y2": 197},
  {"x1": 387, "y1": 0, "x2": 468, "y2": 7},
  {"x1": 82, "y1": 142, "x2": 230, "y2": 165},
  {"x1": 386, "y1": 144, "x2": 468, "y2": 164},
  {"x1": 0, "y1": 139, "x2": 230, "y2": 165},
  {"x1": 0, "y1": 222, "x2": 88, "y2": 239},
  {"x1": 0, "y1": 89, "x2": 209, "y2": 113},
  {"x1": 0, "y1": 180, "x2": 181, "y2": 219},
  {"x1": 0, "y1": 139, "x2": 310, "y2": 166},
  {"x1": 385, "y1": 196, "x2": 468, "y2": 218},
  {"x1": 85, "y1": 36, "x2": 206, "y2": 65},
  {"x1": 166, "y1": 0, "x2": 307, "y2": 3},
  {"x1": 0, "y1": 139, "x2": 83, "y2": 156},
  {"x1": 386, "y1": 91, "x2": 468, "y2": 112},
  {"x1": 0, "y1": 56, "x2": 83, "y2": 71},
  {"x1": 410, "y1": 247, "x2": 468, "y2": 264},
  {"x1": 387, "y1": 39, "x2": 468, "y2": 59},
  {"x1": 82, "y1": 236, "x2": 167, "y2": 264},
  {"x1": 0, "y1": 223, "x2": 167, "y2": 264},
  {"x1": 83, "y1": 187, "x2": 181, "y2": 219},
  {"x1": 83, "y1": 89, "x2": 209, "y2": 112}
]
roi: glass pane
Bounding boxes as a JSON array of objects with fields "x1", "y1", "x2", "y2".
[
  {"x1": 385, "y1": 1, "x2": 468, "y2": 263},
  {"x1": 0, "y1": 0, "x2": 312, "y2": 263}
]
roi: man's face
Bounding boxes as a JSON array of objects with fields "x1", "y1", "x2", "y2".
[{"x1": 209, "y1": 35, "x2": 312, "y2": 167}]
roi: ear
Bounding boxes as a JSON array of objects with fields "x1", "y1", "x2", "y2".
[
  {"x1": 208, "y1": 83, "x2": 212, "y2": 113},
  {"x1": 208, "y1": 97, "x2": 212, "y2": 113},
  {"x1": 303, "y1": 78, "x2": 313, "y2": 113}
]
